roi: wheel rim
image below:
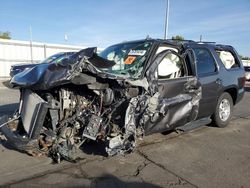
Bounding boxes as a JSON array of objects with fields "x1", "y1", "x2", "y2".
[{"x1": 219, "y1": 99, "x2": 231, "y2": 121}]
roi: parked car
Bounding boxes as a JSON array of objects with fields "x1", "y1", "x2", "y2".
[
  {"x1": 244, "y1": 66, "x2": 250, "y2": 80},
  {"x1": 9, "y1": 52, "x2": 75, "y2": 77},
  {"x1": 0, "y1": 39, "x2": 245, "y2": 163}
]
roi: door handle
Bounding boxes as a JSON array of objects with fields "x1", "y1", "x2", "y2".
[{"x1": 216, "y1": 78, "x2": 222, "y2": 85}]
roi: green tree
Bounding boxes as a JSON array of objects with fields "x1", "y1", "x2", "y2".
[
  {"x1": 171, "y1": 35, "x2": 184, "y2": 40},
  {"x1": 0, "y1": 31, "x2": 11, "y2": 39}
]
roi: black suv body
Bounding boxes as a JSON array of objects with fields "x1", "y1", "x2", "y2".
[
  {"x1": 0, "y1": 39, "x2": 245, "y2": 162},
  {"x1": 175, "y1": 41, "x2": 244, "y2": 121}
]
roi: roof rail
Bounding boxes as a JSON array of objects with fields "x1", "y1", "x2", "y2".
[
  {"x1": 196, "y1": 41, "x2": 216, "y2": 44},
  {"x1": 167, "y1": 39, "x2": 216, "y2": 45},
  {"x1": 167, "y1": 39, "x2": 195, "y2": 43}
]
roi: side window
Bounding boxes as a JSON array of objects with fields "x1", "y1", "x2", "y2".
[
  {"x1": 194, "y1": 48, "x2": 217, "y2": 76},
  {"x1": 216, "y1": 50, "x2": 239, "y2": 69},
  {"x1": 157, "y1": 53, "x2": 185, "y2": 79}
]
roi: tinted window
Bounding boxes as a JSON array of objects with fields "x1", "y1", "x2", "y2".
[{"x1": 194, "y1": 48, "x2": 217, "y2": 76}]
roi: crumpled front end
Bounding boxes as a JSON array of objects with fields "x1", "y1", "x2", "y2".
[
  {"x1": 1, "y1": 80, "x2": 145, "y2": 162},
  {"x1": 0, "y1": 47, "x2": 202, "y2": 163}
]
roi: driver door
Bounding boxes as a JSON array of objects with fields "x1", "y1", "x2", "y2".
[{"x1": 144, "y1": 49, "x2": 201, "y2": 134}]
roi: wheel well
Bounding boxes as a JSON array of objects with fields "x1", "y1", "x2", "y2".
[{"x1": 224, "y1": 88, "x2": 237, "y2": 105}]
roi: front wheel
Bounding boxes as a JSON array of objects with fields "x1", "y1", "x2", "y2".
[{"x1": 212, "y1": 92, "x2": 233, "y2": 128}]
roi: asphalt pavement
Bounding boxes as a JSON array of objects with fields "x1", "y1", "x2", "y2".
[
  {"x1": 0, "y1": 80, "x2": 250, "y2": 187},
  {"x1": 0, "y1": 89, "x2": 19, "y2": 117}
]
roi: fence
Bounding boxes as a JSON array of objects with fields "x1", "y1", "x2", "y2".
[{"x1": 0, "y1": 39, "x2": 90, "y2": 77}]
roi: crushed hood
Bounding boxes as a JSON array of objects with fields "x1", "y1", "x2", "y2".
[{"x1": 10, "y1": 47, "x2": 120, "y2": 90}]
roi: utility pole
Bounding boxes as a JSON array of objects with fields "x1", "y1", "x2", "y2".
[
  {"x1": 164, "y1": 0, "x2": 170, "y2": 39},
  {"x1": 29, "y1": 25, "x2": 33, "y2": 63}
]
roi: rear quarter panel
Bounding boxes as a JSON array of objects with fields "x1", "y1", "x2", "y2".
[{"x1": 213, "y1": 48, "x2": 245, "y2": 104}]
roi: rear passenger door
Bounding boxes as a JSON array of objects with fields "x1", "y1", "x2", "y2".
[{"x1": 193, "y1": 47, "x2": 223, "y2": 118}]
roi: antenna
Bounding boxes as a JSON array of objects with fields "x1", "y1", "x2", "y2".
[
  {"x1": 164, "y1": 0, "x2": 170, "y2": 39},
  {"x1": 29, "y1": 25, "x2": 33, "y2": 64}
]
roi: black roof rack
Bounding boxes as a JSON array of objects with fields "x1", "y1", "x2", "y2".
[
  {"x1": 196, "y1": 41, "x2": 216, "y2": 44},
  {"x1": 167, "y1": 39, "x2": 216, "y2": 45},
  {"x1": 166, "y1": 39, "x2": 195, "y2": 43}
]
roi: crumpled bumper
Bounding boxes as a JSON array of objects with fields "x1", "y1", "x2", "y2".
[{"x1": 0, "y1": 115, "x2": 31, "y2": 150}]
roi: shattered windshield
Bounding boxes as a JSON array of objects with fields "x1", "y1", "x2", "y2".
[{"x1": 99, "y1": 41, "x2": 152, "y2": 78}]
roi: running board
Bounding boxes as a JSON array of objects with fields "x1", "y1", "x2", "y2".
[{"x1": 176, "y1": 117, "x2": 211, "y2": 132}]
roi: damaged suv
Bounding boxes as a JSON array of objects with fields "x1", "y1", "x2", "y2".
[{"x1": 0, "y1": 39, "x2": 245, "y2": 162}]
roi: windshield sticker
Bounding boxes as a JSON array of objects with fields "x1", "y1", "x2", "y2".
[
  {"x1": 124, "y1": 56, "x2": 136, "y2": 65},
  {"x1": 128, "y1": 50, "x2": 146, "y2": 56}
]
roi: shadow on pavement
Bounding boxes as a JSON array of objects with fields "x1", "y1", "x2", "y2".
[
  {"x1": 84, "y1": 174, "x2": 162, "y2": 188},
  {"x1": 80, "y1": 140, "x2": 108, "y2": 157},
  {"x1": 10, "y1": 173, "x2": 162, "y2": 188}
]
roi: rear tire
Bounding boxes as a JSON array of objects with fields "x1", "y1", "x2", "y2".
[{"x1": 212, "y1": 92, "x2": 233, "y2": 128}]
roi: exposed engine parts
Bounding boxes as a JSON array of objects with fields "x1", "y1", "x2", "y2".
[{"x1": 13, "y1": 83, "x2": 143, "y2": 162}]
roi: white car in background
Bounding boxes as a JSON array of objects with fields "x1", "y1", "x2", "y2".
[{"x1": 244, "y1": 66, "x2": 250, "y2": 80}]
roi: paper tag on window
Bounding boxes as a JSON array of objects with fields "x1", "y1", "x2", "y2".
[
  {"x1": 128, "y1": 50, "x2": 146, "y2": 56},
  {"x1": 124, "y1": 56, "x2": 136, "y2": 64}
]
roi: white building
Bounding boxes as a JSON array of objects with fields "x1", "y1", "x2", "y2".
[{"x1": 0, "y1": 39, "x2": 89, "y2": 77}]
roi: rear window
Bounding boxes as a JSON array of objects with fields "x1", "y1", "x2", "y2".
[{"x1": 216, "y1": 50, "x2": 240, "y2": 69}]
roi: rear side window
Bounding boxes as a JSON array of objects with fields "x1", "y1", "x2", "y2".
[
  {"x1": 216, "y1": 50, "x2": 240, "y2": 69},
  {"x1": 194, "y1": 48, "x2": 217, "y2": 76}
]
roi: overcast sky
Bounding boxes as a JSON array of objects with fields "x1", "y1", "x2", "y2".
[{"x1": 1, "y1": 0, "x2": 250, "y2": 56}]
